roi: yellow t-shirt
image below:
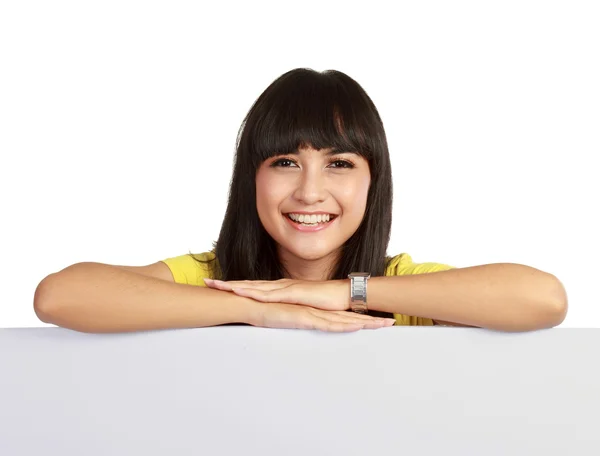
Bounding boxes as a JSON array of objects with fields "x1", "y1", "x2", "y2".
[{"x1": 160, "y1": 252, "x2": 455, "y2": 326}]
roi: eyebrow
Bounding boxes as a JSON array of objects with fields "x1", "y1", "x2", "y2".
[{"x1": 287, "y1": 148, "x2": 360, "y2": 156}]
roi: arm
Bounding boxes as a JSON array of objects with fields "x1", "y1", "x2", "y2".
[
  {"x1": 34, "y1": 262, "x2": 260, "y2": 333},
  {"x1": 362, "y1": 263, "x2": 568, "y2": 332}
]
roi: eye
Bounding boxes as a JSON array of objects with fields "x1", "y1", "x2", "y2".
[
  {"x1": 329, "y1": 159, "x2": 355, "y2": 169},
  {"x1": 270, "y1": 158, "x2": 297, "y2": 168},
  {"x1": 269, "y1": 158, "x2": 355, "y2": 169}
]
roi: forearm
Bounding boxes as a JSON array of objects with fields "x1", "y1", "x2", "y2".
[
  {"x1": 364, "y1": 263, "x2": 568, "y2": 331},
  {"x1": 34, "y1": 263, "x2": 259, "y2": 333}
]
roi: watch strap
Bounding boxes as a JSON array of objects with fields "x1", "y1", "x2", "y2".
[{"x1": 348, "y1": 272, "x2": 370, "y2": 314}]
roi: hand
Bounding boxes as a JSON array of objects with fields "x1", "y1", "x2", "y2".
[
  {"x1": 249, "y1": 301, "x2": 395, "y2": 332},
  {"x1": 204, "y1": 278, "x2": 350, "y2": 311}
]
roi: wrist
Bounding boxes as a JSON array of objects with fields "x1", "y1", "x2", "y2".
[
  {"x1": 346, "y1": 272, "x2": 371, "y2": 314},
  {"x1": 336, "y1": 279, "x2": 351, "y2": 311},
  {"x1": 214, "y1": 288, "x2": 264, "y2": 326},
  {"x1": 241, "y1": 297, "x2": 265, "y2": 326}
]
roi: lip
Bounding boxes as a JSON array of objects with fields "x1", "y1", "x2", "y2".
[
  {"x1": 283, "y1": 214, "x2": 337, "y2": 232},
  {"x1": 285, "y1": 211, "x2": 337, "y2": 216}
]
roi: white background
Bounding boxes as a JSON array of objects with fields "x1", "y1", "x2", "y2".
[{"x1": 1, "y1": 0, "x2": 598, "y2": 328}]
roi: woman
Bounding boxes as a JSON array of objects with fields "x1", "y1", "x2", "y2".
[{"x1": 34, "y1": 68, "x2": 568, "y2": 333}]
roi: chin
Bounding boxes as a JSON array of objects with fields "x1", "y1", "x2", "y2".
[
  {"x1": 295, "y1": 251, "x2": 327, "y2": 261},
  {"x1": 282, "y1": 244, "x2": 338, "y2": 262}
]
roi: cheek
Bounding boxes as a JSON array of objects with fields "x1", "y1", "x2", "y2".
[
  {"x1": 256, "y1": 173, "x2": 286, "y2": 215},
  {"x1": 338, "y1": 176, "x2": 370, "y2": 209}
]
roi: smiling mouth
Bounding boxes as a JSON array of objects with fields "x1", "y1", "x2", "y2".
[{"x1": 284, "y1": 214, "x2": 338, "y2": 226}]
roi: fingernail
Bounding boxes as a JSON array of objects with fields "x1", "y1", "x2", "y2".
[{"x1": 203, "y1": 278, "x2": 213, "y2": 284}]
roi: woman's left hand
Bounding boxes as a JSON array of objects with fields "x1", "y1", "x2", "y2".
[{"x1": 203, "y1": 278, "x2": 351, "y2": 312}]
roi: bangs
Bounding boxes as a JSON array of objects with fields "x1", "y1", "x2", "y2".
[{"x1": 245, "y1": 70, "x2": 381, "y2": 168}]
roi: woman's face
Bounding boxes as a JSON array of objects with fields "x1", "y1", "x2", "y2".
[{"x1": 256, "y1": 145, "x2": 371, "y2": 262}]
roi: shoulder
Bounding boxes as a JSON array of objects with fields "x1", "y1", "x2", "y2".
[
  {"x1": 385, "y1": 252, "x2": 456, "y2": 276},
  {"x1": 160, "y1": 251, "x2": 218, "y2": 286}
]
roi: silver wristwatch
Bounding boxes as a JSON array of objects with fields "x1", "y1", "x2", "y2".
[{"x1": 347, "y1": 272, "x2": 371, "y2": 314}]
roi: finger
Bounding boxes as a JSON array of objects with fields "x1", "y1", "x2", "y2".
[
  {"x1": 318, "y1": 311, "x2": 395, "y2": 329},
  {"x1": 290, "y1": 310, "x2": 362, "y2": 332},
  {"x1": 203, "y1": 279, "x2": 235, "y2": 291},
  {"x1": 206, "y1": 279, "x2": 283, "y2": 291},
  {"x1": 307, "y1": 312, "x2": 390, "y2": 332},
  {"x1": 328, "y1": 311, "x2": 396, "y2": 327},
  {"x1": 306, "y1": 317, "x2": 365, "y2": 333},
  {"x1": 203, "y1": 279, "x2": 244, "y2": 289},
  {"x1": 204, "y1": 280, "x2": 261, "y2": 292},
  {"x1": 217, "y1": 279, "x2": 259, "y2": 284},
  {"x1": 231, "y1": 287, "x2": 286, "y2": 303},
  {"x1": 332, "y1": 315, "x2": 387, "y2": 330}
]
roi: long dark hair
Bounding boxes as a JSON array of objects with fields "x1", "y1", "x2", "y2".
[{"x1": 191, "y1": 68, "x2": 394, "y2": 287}]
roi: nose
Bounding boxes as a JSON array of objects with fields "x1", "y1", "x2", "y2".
[{"x1": 292, "y1": 166, "x2": 327, "y2": 205}]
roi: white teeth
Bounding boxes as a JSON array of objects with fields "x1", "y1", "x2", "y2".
[{"x1": 287, "y1": 213, "x2": 333, "y2": 224}]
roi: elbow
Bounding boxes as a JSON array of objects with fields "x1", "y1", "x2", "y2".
[
  {"x1": 33, "y1": 271, "x2": 101, "y2": 334},
  {"x1": 33, "y1": 274, "x2": 59, "y2": 324},
  {"x1": 542, "y1": 274, "x2": 569, "y2": 328}
]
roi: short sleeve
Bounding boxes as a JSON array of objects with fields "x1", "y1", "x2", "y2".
[
  {"x1": 160, "y1": 252, "x2": 217, "y2": 286},
  {"x1": 384, "y1": 253, "x2": 456, "y2": 326}
]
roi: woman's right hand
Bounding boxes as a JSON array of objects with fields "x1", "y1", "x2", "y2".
[{"x1": 248, "y1": 301, "x2": 396, "y2": 332}]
